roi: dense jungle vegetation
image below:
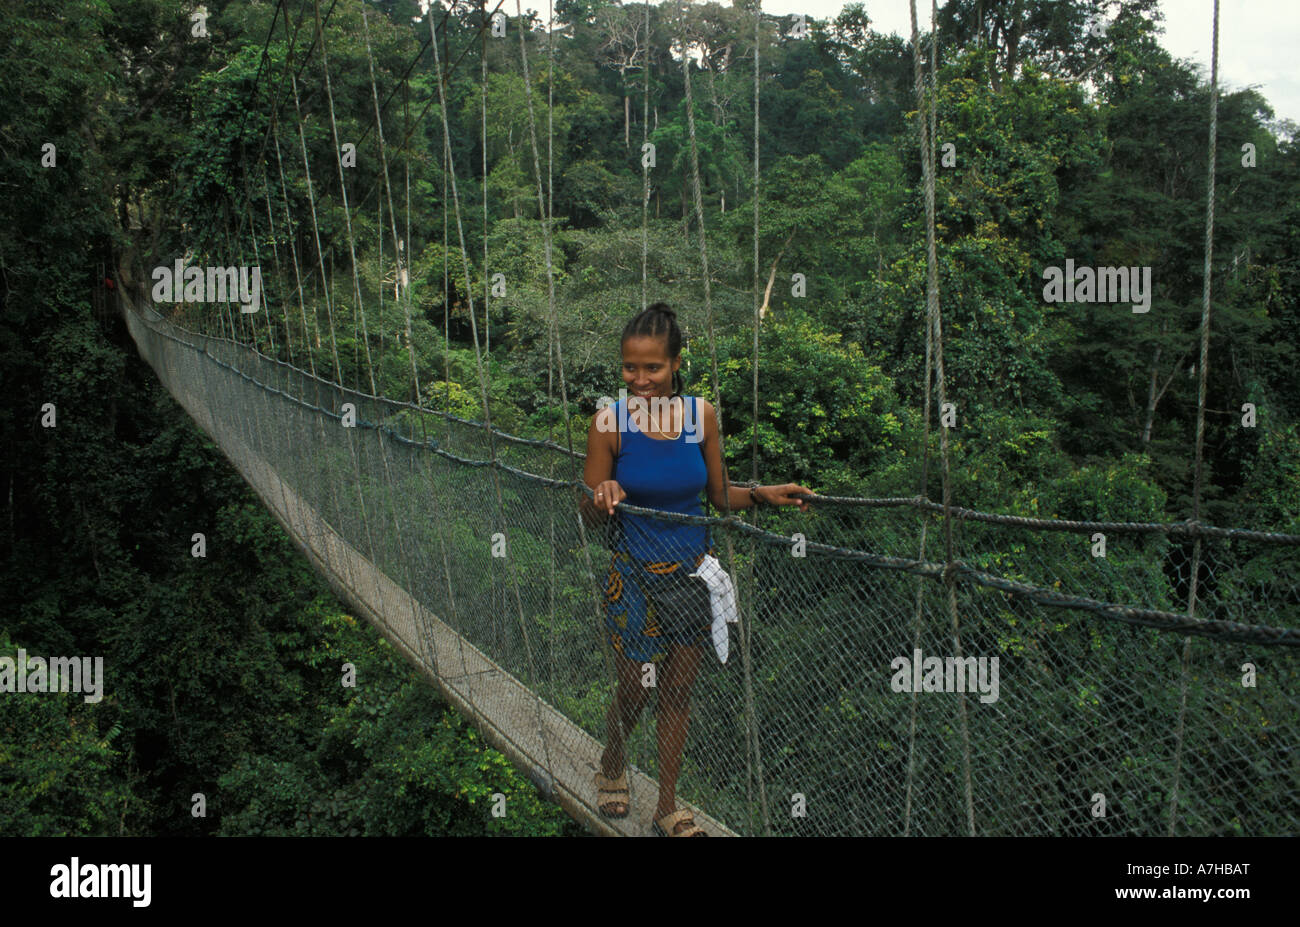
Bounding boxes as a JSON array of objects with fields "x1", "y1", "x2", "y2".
[{"x1": 1, "y1": 0, "x2": 1295, "y2": 834}]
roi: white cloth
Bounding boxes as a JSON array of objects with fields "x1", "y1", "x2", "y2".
[{"x1": 689, "y1": 554, "x2": 739, "y2": 664}]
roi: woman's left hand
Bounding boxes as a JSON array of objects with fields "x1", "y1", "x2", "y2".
[{"x1": 758, "y1": 483, "x2": 816, "y2": 511}]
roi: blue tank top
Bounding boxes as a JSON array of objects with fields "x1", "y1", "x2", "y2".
[{"x1": 611, "y1": 396, "x2": 709, "y2": 563}]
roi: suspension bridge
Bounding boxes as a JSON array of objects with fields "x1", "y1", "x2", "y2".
[{"x1": 112, "y1": 0, "x2": 1297, "y2": 835}]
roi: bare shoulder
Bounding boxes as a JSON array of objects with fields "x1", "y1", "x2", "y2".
[
  {"x1": 591, "y1": 404, "x2": 616, "y2": 434},
  {"x1": 588, "y1": 404, "x2": 619, "y2": 456}
]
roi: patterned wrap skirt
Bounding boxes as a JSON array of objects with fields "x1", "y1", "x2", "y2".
[{"x1": 603, "y1": 545, "x2": 713, "y2": 663}]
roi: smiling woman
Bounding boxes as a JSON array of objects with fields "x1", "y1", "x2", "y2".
[{"x1": 578, "y1": 302, "x2": 814, "y2": 836}]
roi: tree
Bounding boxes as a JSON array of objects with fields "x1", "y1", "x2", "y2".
[
  {"x1": 934, "y1": 0, "x2": 1164, "y2": 92},
  {"x1": 595, "y1": 2, "x2": 648, "y2": 148}
]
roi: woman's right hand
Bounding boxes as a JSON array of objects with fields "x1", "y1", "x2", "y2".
[{"x1": 592, "y1": 480, "x2": 627, "y2": 516}]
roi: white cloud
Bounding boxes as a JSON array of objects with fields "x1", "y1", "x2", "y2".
[{"x1": 709, "y1": 0, "x2": 1300, "y2": 123}]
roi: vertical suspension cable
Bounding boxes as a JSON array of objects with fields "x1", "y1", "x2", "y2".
[
  {"x1": 270, "y1": 120, "x2": 346, "y2": 592},
  {"x1": 904, "y1": 0, "x2": 942, "y2": 840},
  {"x1": 539, "y1": 0, "x2": 557, "y2": 705},
  {"x1": 446, "y1": 0, "x2": 494, "y2": 759},
  {"x1": 443, "y1": 132, "x2": 451, "y2": 428},
  {"x1": 678, "y1": 9, "x2": 726, "y2": 514},
  {"x1": 910, "y1": 0, "x2": 974, "y2": 836},
  {"x1": 1169, "y1": 0, "x2": 1219, "y2": 838},
  {"x1": 313, "y1": 0, "x2": 387, "y2": 619},
  {"x1": 512, "y1": 0, "x2": 608, "y2": 795},
  {"x1": 420, "y1": 9, "x2": 478, "y2": 700},
  {"x1": 737, "y1": 0, "x2": 765, "y2": 834},
  {"x1": 361, "y1": 8, "x2": 421, "y2": 407},
  {"x1": 314, "y1": 0, "x2": 373, "y2": 388},
  {"x1": 272, "y1": 117, "x2": 320, "y2": 374},
  {"x1": 359, "y1": 3, "x2": 446, "y2": 682},
  {"x1": 676, "y1": 1, "x2": 769, "y2": 834},
  {"x1": 240, "y1": 165, "x2": 277, "y2": 360},
  {"x1": 749, "y1": 4, "x2": 761, "y2": 493},
  {"x1": 241, "y1": 14, "x2": 351, "y2": 620},
  {"x1": 289, "y1": 63, "x2": 344, "y2": 387},
  {"x1": 260, "y1": 164, "x2": 296, "y2": 366},
  {"x1": 482, "y1": 0, "x2": 490, "y2": 360},
  {"x1": 233, "y1": 154, "x2": 308, "y2": 578},
  {"x1": 546, "y1": 0, "x2": 554, "y2": 271},
  {"x1": 227, "y1": 133, "x2": 280, "y2": 368},
  {"x1": 217, "y1": 202, "x2": 252, "y2": 349},
  {"x1": 641, "y1": 0, "x2": 651, "y2": 311},
  {"x1": 402, "y1": 15, "x2": 471, "y2": 733},
  {"x1": 264, "y1": 0, "x2": 317, "y2": 362},
  {"x1": 431, "y1": 0, "x2": 556, "y2": 791},
  {"x1": 404, "y1": 77, "x2": 411, "y2": 360},
  {"x1": 903, "y1": 197, "x2": 935, "y2": 835}
]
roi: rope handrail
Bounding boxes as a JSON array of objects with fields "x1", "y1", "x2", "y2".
[
  {"x1": 121, "y1": 291, "x2": 1300, "y2": 657},
  {"x1": 121, "y1": 294, "x2": 1300, "y2": 652},
  {"x1": 126, "y1": 299, "x2": 1300, "y2": 545}
]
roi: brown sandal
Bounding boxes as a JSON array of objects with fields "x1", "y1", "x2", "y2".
[
  {"x1": 595, "y1": 770, "x2": 629, "y2": 818},
  {"x1": 653, "y1": 808, "x2": 707, "y2": 837}
]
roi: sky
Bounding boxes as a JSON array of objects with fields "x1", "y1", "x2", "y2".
[
  {"x1": 434, "y1": 1, "x2": 1300, "y2": 126},
  {"x1": 754, "y1": 0, "x2": 1300, "y2": 126}
]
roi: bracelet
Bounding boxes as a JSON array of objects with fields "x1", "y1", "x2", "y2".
[{"x1": 749, "y1": 484, "x2": 761, "y2": 505}]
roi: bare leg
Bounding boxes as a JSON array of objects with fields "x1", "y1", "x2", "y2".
[
  {"x1": 601, "y1": 653, "x2": 652, "y2": 786},
  {"x1": 654, "y1": 642, "x2": 704, "y2": 825}
]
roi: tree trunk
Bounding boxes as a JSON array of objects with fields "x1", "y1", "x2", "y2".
[
  {"x1": 989, "y1": 6, "x2": 1004, "y2": 92},
  {"x1": 1142, "y1": 321, "x2": 1184, "y2": 445},
  {"x1": 1004, "y1": 0, "x2": 1024, "y2": 85},
  {"x1": 622, "y1": 65, "x2": 630, "y2": 147},
  {"x1": 760, "y1": 231, "x2": 797, "y2": 320},
  {"x1": 1141, "y1": 342, "x2": 1162, "y2": 445},
  {"x1": 706, "y1": 64, "x2": 722, "y2": 123}
]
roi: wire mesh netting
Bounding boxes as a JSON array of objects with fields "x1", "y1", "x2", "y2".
[{"x1": 121, "y1": 294, "x2": 1299, "y2": 836}]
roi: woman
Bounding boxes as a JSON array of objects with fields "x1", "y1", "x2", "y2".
[{"x1": 579, "y1": 303, "x2": 814, "y2": 836}]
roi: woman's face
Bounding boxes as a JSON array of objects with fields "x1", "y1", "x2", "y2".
[{"x1": 621, "y1": 334, "x2": 680, "y2": 400}]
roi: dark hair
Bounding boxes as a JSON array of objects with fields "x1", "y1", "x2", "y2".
[{"x1": 621, "y1": 302, "x2": 684, "y2": 396}]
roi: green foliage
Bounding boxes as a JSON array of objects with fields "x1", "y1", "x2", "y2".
[
  {"x1": 422, "y1": 379, "x2": 481, "y2": 419},
  {"x1": 693, "y1": 308, "x2": 916, "y2": 494},
  {"x1": 217, "y1": 608, "x2": 579, "y2": 836},
  {"x1": 4, "y1": 0, "x2": 1298, "y2": 840},
  {"x1": 0, "y1": 631, "x2": 132, "y2": 836}
]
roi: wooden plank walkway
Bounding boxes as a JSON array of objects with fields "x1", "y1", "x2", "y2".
[{"x1": 121, "y1": 297, "x2": 737, "y2": 838}]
